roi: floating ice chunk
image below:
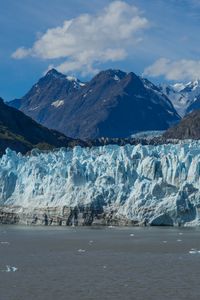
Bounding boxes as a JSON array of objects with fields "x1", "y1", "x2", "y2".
[
  {"x1": 103, "y1": 265, "x2": 107, "y2": 269},
  {"x1": 189, "y1": 250, "x2": 197, "y2": 254},
  {"x1": 130, "y1": 234, "x2": 135, "y2": 237},
  {"x1": 0, "y1": 241, "x2": 9, "y2": 245},
  {"x1": 177, "y1": 239, "x2": 182, "y2": 242},
  {"x1": 188, "y1": 248, "x2": 200, "y2": 254},
  {"x1": 78, "y1": 249, "x2": 86, "y2": 253},
  {"x1": 5, "y1": 266, "x2": 18, "y2": 272}
]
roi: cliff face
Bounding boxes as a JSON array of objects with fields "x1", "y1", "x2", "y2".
[{"x1": 0, "y1": 143, "x2": 199, "y2": 226}]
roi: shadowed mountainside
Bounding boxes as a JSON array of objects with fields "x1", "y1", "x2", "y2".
[
  {"x1": 164, "y1": 109, "x2": 200, "y2": 139},
  {"x1": 0, "y1": 97, "x2": 85, "y2": 155},
  {"x1": 8, "y1": 69, "x2": 180, "y2": 139}
]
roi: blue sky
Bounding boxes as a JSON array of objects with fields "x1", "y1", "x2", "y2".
[{"x1": 1, "y1": 0, "x2": 200, "y2": 100}]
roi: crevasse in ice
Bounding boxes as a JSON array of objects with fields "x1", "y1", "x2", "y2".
[{"x1": 0, "y1": 142, "x2": 199, "y2": 226}]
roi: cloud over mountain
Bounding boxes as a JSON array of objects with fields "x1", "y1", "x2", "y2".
[
  {"x1": 12, "y1": 1, "x2": 149, "y2": 75},
  {"x1": 144, "y1": 58, "x2": 200, "y2": 81}
]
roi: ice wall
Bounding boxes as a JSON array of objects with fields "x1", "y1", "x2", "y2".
[{"x1": 0, "y1": 142, "x2": 200, "y2": 226}]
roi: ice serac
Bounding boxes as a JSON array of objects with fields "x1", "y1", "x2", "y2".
[{"x1": 0, "y1": 143, "x2": 200, "y2": 226}]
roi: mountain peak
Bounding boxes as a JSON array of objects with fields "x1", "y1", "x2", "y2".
[
  {"x1": 104, "y1": 69, "x2": 127, "y2": 78},
  {"x1": 160, "y1": 79, "x2": 200, "y2": 117},
  {"x1": 172, "y1": 80, "x2": 200, "y2": 93},
  {"x1": 182, "y1": 79, "x2": 200, "y2": 92},
  {"x1": 45, "y1": 68, "x2": 65, "y2": 78},
  {"x1": 93, "y1": 69, "x2": 127, "y2": 82},
  {"x1": 45, "y1": 69, "x2": 85, "y2": 87}
]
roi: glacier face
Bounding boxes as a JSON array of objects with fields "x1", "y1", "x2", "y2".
[{"x1": 0, "y1": 143, "x2": 200, "y2": 226}]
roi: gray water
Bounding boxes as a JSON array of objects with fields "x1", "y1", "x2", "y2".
[{"x1": 0, "y1": 226, "x2": 200, "y2": 300}]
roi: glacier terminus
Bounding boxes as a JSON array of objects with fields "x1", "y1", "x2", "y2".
[{"x1": 0, "y1": 142, "x2": 199, "y2": 227}]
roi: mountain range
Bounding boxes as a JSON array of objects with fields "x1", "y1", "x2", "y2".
[{"x1": 8, "y1": 69, "x2": 180, "y2": 139}]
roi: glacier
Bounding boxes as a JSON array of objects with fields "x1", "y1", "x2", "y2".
[{"x1": 0, "y1": 142, "x2": 200, "y2": 226}]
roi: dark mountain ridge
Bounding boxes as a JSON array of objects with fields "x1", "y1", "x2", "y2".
[
  {"x1": 0, "y1": 97, "x2": 84, "y2": 155},
  {"x1": 8, "y1": 68, "x2": 180, "y2": 139},
  {"x1": 164, "y1": 109, "x2": 200, "y2": 140}
]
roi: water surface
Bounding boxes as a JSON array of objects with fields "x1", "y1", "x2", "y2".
[{"x1": 0, "y1": 226, "x2": 200, "y2": 300}]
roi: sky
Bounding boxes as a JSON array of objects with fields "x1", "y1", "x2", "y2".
[{"x1": 1, "y1": 0, "x2": 200, "y2": 100}]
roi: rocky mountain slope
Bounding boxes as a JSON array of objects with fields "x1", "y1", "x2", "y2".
[
  {"x1": 0, "y1": 97, "x2": 83, "y2": 155},
  {"x1": 9, "y1": 69, "x2": 85, "y2": 123},
  {"x1": 0, "y1": 142, "x2": 199, "y2": 226},
  {"x1": 164, "y1": 109, "x2": 200, "y2": 140},
  {"x1": 8, "y1": 69, "x2": 180, "y2": 139}
]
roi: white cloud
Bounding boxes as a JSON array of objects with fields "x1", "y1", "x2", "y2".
[
  {"x1": 12, "y1": 1, "x2": 149, "y2": 75},
  {"x1": 12, "y1": 47, "x2": 32, "y2": 59},
  {"x1": 144, "y1": 58, "x2": 200, "y2": 81}
]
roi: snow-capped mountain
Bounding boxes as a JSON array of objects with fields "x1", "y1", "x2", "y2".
[
  {"x1": 159, "y1": 84, "x2": 188, "y2": 117},
  {"x1": 0, "y1": 142, "x2": 200, "y2": 226},
  {"x1": 160, "y1": 80, "x2": 200, "y2": 117},
  {"x1": 8, "y1": 69, "x2": 180, "y2": 139},
  {"x1": 182, "y1": 80, "x2": 200, "y2": 114}
]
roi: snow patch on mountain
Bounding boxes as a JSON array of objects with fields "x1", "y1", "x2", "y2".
[
  {"x1": 51, "y1": 100, "x2": 64, "y2": 108},
  {"x1": 173, "y1": 83, "x2": 186, "y2": 92},
  {"x1": 114, "y1": 75, "x2": 120, "y2": 81},
  {"x1": 29, "y1": 105, "x2": 40, "y2": 111},
  {"x1": 66, "y1": 76, "x2": 78, "y2": 82},
  {"x1": 66, "y1": 76, "x2": 86, "y2": 88}
]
